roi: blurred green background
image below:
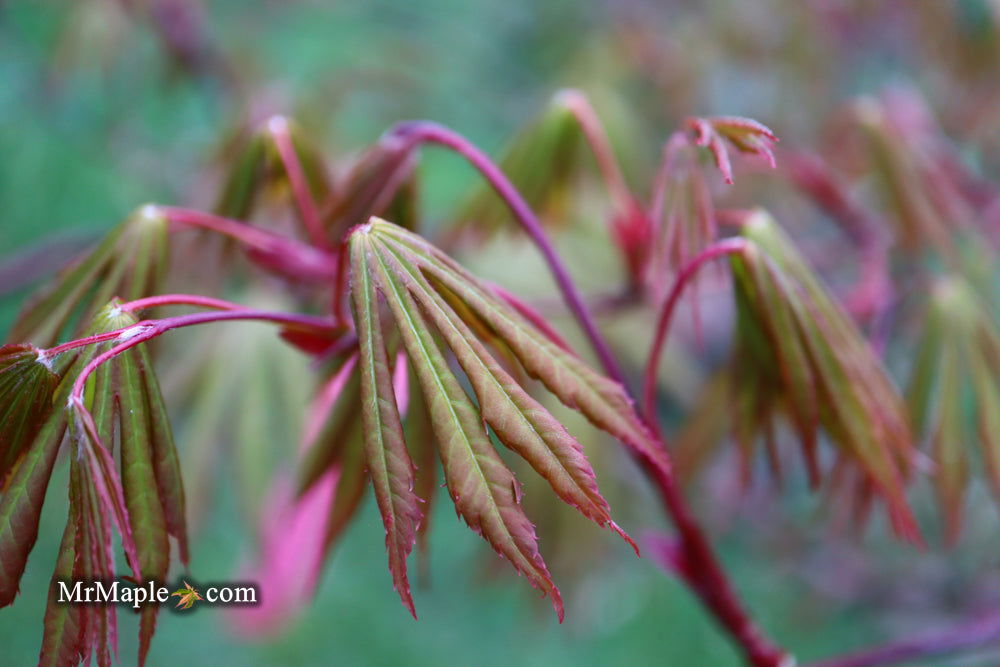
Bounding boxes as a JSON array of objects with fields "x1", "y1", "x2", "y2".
[{"x1": 3, "y1": 1, "x2": 1000, "y2": 665}]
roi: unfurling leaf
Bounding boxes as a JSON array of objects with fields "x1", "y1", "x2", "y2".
[
  {"x1": 695, "y1": 210, "x2": 918, "y2": 540},
  {"x1": 686, "y1": 116, "x2": 778, "y2": 185},
  {"x1": 11, "y1": 206, "x2": 170, "y2": 346},
  {"x1": 1, "y1": 313, "x2": 127, "y2": 609},
  {"x1": 646, "y1": 133, "x2": 718, "y2": 313},
  {"x1": 650, "y1": 147, "x2": 715, "y2": 287},
  {"x1": 346, "y1": 217, "x2": 651, "y2": 620}
]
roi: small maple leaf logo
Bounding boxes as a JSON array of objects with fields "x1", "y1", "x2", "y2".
[{"x1": 171, "y1": 581, "x2": 203, "y2": 610}]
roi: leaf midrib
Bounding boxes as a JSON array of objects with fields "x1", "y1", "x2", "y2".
[
  {"x1": 378, "y1": 240, "x2": 601, "y2": 515},
  {"x1": 366, "y1": 238, "x2": 533, "y2": 565}
]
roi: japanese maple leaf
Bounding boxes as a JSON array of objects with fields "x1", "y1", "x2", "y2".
[{"x1": 171, "y1": 582, "x2": 203, "y2": 610}]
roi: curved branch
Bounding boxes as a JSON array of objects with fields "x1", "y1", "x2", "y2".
[
  {"x1": 45, "y1": 308, "x2": 338, "y2": 377},
  {"x1": 161, "y1": 206, "x2": 338, "y2": 282},
  {"x1": 810, "y1": 614, "x2": 1000, "y2": 667},
  {"x1": 267, "y1": 116, "x2": 328, "y2": 248},
  {"x1": 642, "y1": 238, "x2": 749, "y2": 423},
  {"x1": 379, "y1": 125, "x2": 788, "y2": 665},
  {"x1": 556, "y1": 89, "x2": 634, "y2": 214},
  {"x1": 118, "y1": 293, "x2": 248, "y2": 313},
  {"x1": 384, "y1": 120, "x2": 627, "y2": 387}
]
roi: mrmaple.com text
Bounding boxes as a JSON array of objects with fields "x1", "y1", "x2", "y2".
[{"x1": 56, "y1": 580, "x2": 258, "y2": 609}]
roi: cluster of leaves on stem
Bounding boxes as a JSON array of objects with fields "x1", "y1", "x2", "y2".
[{"x1": 3, "y1": 82, "x2": 1000, "y2": 667}]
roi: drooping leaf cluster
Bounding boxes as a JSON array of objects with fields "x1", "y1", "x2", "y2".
[{"x1": 2, "y1": 304, "x2": 186, "y2": 666}]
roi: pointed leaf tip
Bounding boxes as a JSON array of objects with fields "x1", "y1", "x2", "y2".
[
  {"x1": 347, "y1": 218, "x2": 658, "y2": 620},
  {"x1": 350, "y1": 233, "x2": 422, "y2": 617}
]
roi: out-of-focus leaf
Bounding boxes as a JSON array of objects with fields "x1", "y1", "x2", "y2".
[
  {"x1": 297, "y1": 355, "x2": 361, "y2": 495},
  {"x1": 450, "y1": 93, "x2": 583, "y2": 239},
  {"x1": 907, "y1": 276, "x2": 1000, "y2": 542},
  {"x1": 650, "y1": 158, "x2": 715, "y2": 291},
  {"x1": 405, "y1": 379, "x2": 437, "y2": 557},
  {"x1": 671, "y1": 370, "x2": 733, "y2": 484},
  {"x1": 686, "y1": 116, "x2": 778, "y2": 185},
  {"x1": 855, "y1": 95, "x2": 964, "y2": 256},
  {"x1": 161, "y1": 290, "x2": 308, "y2": 530},
  {"x1": 322, "y1": 425, "x2": 367, "y2": 551},
  {"x1": 226, "y1": 470, "x2": 334, "y2": 637},
  {"x1": 931, "y1": 335, "x2": 967, "y2": 543},
  {"x1": 322, "y1": 137, "x2": 419, "y2": 235},
  {"x1": 215, "y1": 131, "x2": 268, "y2": 220},
  {"x1": 722, "y1": 210, "x2": 918, "y2": 540},
  {"x1": 215, "y1": 117, "x2": 332, "y2": 224},
  {"x1": 10, "y1": 206, "x2": 170, "y2": 347}
]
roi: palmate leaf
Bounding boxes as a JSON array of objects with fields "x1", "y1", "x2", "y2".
[
  {"x1": 726, "y1": 211, "x2": 918, "y2": 540},
  {"x1": 215, "y1": 117, "x2": 332, "y2": 223},
  {"x1": 163, "y1": 291, "x2": 310, "y2": 532},
  {"x1": 0, "y1": 327, "x2": 121, "y2": 609},
  {"x1": 0, "y1": 345, "x2": 66, "y2": 605},
  {"x1": 853, "y1": 93, "x2": 974, "y2": 257},
  {"x1": 359, "y1": 238, "x2": 563, "y2": 615},
  {"x1": 0, "y1": 345, "x2": 60, "y2": 483},
  {"x1": 378, "y1": 244, "x2": 626, "y2": 530},
  {"x1": 348, "y1": 217, "x2": 655, "y2": 620},
  {"x1": 11, "y1": 302, "x2": 189, "y2": 667},
  {"x1": 322, "y1": 137, "x2": 420, "y2": 235},
  {"x1": 686, "y1": 116, "x2": 778, "y2": 185},
  {"x1": 350, "y1": 239, "x2": 423, "y2": 615},
  {"x1": 450, "y1": 92, "x2": 583, "y2": 239},
  {"x1": 373, "y1": 223, "x2": 669, "y2": 476},
  {"x1": 10, "y1": 206, "x2": 170, "y2": 347},
  {"x1": 907, "y1": 277, "x2": 1000, "y2": 542}
]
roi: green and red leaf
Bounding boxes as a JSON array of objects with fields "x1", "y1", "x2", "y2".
[
  {"x1": 350, "y1": 238, "x2": 423, "y2": 616},
  {"x1": 11, "y1": 207, "x2": 170, "y2": 346}
]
